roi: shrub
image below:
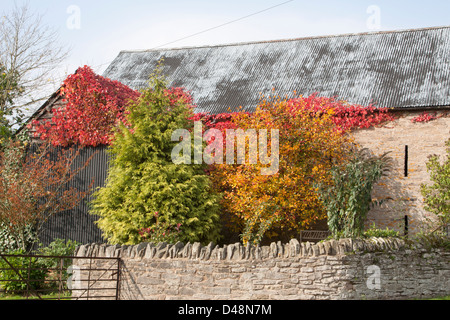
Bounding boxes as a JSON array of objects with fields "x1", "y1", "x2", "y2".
[
  {"x1": 363, "y1": 223, "x2": 400, "y2": 238},
  {"x1": 90, "y1": 68, "x2": 222, "y2": 245},
  {"x1": 36, "y1": 239, "x2": 80, "y2": 290},
  {"x1": 210, "y1": 95, "x2": 354, "y2": 244},
  {"x1": 315, "y1": 148, "x2": 393, "y2": 238},
  {"x1": 37, "y1": 238, "x2": 80, "y2": 269},
  {"x1": 412, "y1": 230, "x2": 450, "y2": 251},
  {"x1": 0, "y1": 249, "x2": 47, "y2": 294},
  {"x1": 138, "y1": 212, "x2": 182, "y2": 244},
  {"x1": 0, "y1": 140, "x2": 93, "y2": 252},
  {"x1": 0, "y1": 222, "x2": 36, "y2": 253},
  {"x1": 421, "y1": 138, "x2": 450, "y2": 230}
]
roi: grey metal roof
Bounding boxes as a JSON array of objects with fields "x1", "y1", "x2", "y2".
[{"x1": 103, "y1": 26, "x2": 450, "y2": 114}]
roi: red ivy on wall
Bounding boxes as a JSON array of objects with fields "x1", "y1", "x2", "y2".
[
  {"x1": 411, "y1": 111, "x2": 440, "y2": 123},
  {"x1": 30, "y1": 66, "x2": 141, "y2": 147},
  {"x1": 30, "y1": 66, "x2": 198, "y2": 147},
  {"x1": 192, "y1": 94, "x2": 396, "y2": 136},
  {"x1": 286, "y1": 94, "x2": 396, "y2": 132}
]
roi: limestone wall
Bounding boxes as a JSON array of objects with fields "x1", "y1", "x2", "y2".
[{"x1": 72, "y1": 238, "x2": 449, "y2": 300}]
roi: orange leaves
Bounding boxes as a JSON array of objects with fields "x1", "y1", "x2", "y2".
[
  {"x1": 209, "y1": 95, "x2": 356, "y2": 240},
  {"x1": 204, "y1": 93, "x2": 396, "y2": 243}
]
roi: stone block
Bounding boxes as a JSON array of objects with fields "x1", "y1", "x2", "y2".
[
  {"x1": 182, "y1": 243, "x2": 192, "y2": 258},
  {"x1": 277, "y1": 241, "x2": 284, "y2": 257},
  {"x1": 191, "y1": 242, "x2": 202, "y2": 259},
  {"x1": 289, "y1": 238, "x2": 300, "y2": 257},
  {"x1": 205, "y1": 286, "x2": 231, "y2": 295},
  {"x1": 261, "y1": 246, "x2": 270, "y2": 259},
  {"x1": 270, "y1": 242, "x2": 278, "y2": 258},
  {"x1": 204, "y1": 242, "x2": 215, "y2": 260},
  {"x1": 137, "y1": 276, "x2": 164, "y2": 285}
]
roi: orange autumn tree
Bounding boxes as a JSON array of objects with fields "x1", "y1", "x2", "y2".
[{"x1": 210, "y1": 94, "x2": 393, "y2": 245}]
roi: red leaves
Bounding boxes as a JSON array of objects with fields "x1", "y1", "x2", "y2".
[
  {"x1": 192, "y1": 95, "x2": 395, "y2": 143},
  {"x1": 411, "y1": 111, "x2": 439, "y2": 123},
  {"x1": 285, "y1": 94, "x2": 396, "y2": 132},
  {"x1": 32, "y1": 66, "x2": 197, "y2": 147},
  {"x1": 33, "y1": 66, "x2": 141, "y2": 147},
  {"x1": 165, "y1": 87, "x2": 194, "y2": 107},
  {"x1": 0, "y1": 141, "x2": 94, "y2": 247}
]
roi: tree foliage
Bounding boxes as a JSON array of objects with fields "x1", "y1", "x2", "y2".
[
  {"x1": 90, "y1": 71, "x2": 222, "y2": 245},
  {"x1": 0, "y1": 64, "x2": 23, "y2": 140},
  {"x1": 208, "y1": 95, "x2": 354, "y2": 244},
  {"x1": 31, "y1": 66, "x2": 140, "y2": 147},
  {"x1": 0, "y1": 140, "x2": 93, "y2": 252},
  {"x1": 197, "y1": 94, "x2": 395, "y2": 244},
  {"x1": 315, "y1": 148, "x2": 392, "y2": 238}
]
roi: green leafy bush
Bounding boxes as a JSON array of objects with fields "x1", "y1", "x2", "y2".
[
  {"x1": 315, "y1": 148, "x2": 392, "y2": 238},
  {"x1": 37, "y1": 238, "x2": 79, "y2": 268},
  {"x1": 36, "y1": 239, "x2": 80, "y2": 290},
  {"x1": 0, "y1": 249, "x2": 47, "y2": 294},
  {"x1": 363, "y1": 223, "x2": 400, "y2": 238},
  {"x1": 421, "y1": 138, "x2": 450, "y2": 230},
  {"x1": 0, "y1": 222, "x2": 36, "y2": 253},
  {"x1": 412, "y1": 231, "x2": 450, "y2": 251}
]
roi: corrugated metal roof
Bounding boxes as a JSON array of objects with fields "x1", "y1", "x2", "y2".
[{"x1": 103, "y1": 26, "x2": 450, "y2": 114}]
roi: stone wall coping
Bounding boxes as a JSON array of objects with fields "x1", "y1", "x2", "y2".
[{"x1": 74, "y1": 237, "x2": 418, "y2": 260}]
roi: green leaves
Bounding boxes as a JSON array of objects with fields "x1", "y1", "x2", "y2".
[
  {"x1": 421, "y1": 139, "x2": 450, "y2": 228},
  {"x1": 90, "y1": 70, "x2": 221, "y2": 245}
]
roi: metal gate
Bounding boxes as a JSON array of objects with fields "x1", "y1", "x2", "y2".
[{"x1": 0, "y1": 254, "x2": 121, "y2": 300}]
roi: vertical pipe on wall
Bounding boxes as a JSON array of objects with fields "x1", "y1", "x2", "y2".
[
  {"x1": 404, "y1": 145, "x2": 409, "y2": 177},
  {"x1": 404, "y1": 215, "x2": 409, "y2": 237}
]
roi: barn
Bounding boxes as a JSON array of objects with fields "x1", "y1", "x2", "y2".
[{"x1": 20, "y1": 25, "x2": 450, "y2": 245}]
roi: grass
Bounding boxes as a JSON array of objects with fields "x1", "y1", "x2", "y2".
[
  {"x1": 428, "y1": 295, "x2": 450, "y2": 300},
  {"x1": 0, "y1": 291, "x2": 72, "y2": 300}
]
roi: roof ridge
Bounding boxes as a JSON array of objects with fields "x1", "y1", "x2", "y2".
[{"x1": 119, "y1": 25, "x2": 450, "y2": 53}]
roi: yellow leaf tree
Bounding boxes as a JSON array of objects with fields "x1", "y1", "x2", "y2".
[{"x1": 211, "y1": 95, "x2": 354, "y2": 244}]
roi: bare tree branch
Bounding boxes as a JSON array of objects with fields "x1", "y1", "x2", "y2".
[{"x1": 0, "y1": 2, "x2": 70, "y2": 131}]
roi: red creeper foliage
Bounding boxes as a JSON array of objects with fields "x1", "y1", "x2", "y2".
[
  {"x1": 30, "y1": 66, "x2": 197, "y2": 148},
  {"x1": 31, "y1": 66, "x2": 141, "y2": 147}
]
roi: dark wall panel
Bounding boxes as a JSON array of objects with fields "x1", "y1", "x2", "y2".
[{"x1": 37, "y1": 145, "x2": 110, "y2": 246}]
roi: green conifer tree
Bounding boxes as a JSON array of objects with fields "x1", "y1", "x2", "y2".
[{"x1": 90, "y1": 70, "x2": 221, "y2": 245}]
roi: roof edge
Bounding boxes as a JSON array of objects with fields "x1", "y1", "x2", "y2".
[
  {"x1": 15, "y1": 88, "x2": 62, "y2": 136},
  {"x1": 390, "y1": 104, "x2": 450, "y2": 111}
]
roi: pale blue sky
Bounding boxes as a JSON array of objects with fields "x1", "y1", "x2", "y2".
[{"x1": 2, "y1": 0, "x2": 450, "y2": 82}]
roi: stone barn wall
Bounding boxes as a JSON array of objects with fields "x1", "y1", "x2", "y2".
[{"x1": 352, "y1": 109, "x2": 450, "y2": 235}]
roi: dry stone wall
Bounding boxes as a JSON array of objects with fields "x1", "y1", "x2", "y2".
[{"x1": 73, "y1": 237, "x2": 449, "y2": 300}]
